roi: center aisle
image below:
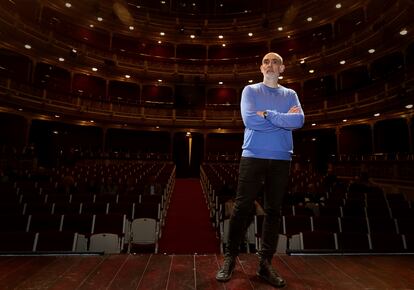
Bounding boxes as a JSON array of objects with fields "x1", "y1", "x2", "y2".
[{"x1": 158, "y1": 178, "x2": 220, "y2": 254}]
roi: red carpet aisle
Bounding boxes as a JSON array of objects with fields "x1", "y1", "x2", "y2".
[{"x1": 158, "y1": 178, "x2": 220, "y2": 254}]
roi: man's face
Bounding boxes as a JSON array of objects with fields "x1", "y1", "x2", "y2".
[{"x1": 260, "y1": 53, "x2": 285, "y2": 80}]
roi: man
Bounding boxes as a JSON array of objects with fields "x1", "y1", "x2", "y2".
[{"x1": 216, "y1": 52, "x2": 304, "y2": 288}]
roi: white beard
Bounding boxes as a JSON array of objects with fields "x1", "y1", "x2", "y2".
[{"x1": 263, "y1": 72, "x2": 279, "y2": 82}]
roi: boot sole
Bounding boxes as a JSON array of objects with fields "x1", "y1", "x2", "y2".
[{"x1": 256, "y1": 272, "x2": 287, "y2": 288}]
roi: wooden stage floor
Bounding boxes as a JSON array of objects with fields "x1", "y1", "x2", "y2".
[{"x1": 1, "y1": 253, "x2": 414, "y2": 289}]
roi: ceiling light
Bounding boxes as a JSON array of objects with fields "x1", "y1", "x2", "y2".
[
  {"x1": 71, "y1": 48, "x2": 77, "y2": 53},
  {"x1": 400, "y1": 28, "x2": 407, "y2": 35},
  {"x1": 97, "y1": 17, "x2": 103, "y2": 21},
  {"x1": 89, "y1": 24, "x2": 94, "y2": 28},
  {"x1": 160, "y1": 32, "x2": 165, "y2": 36},
  {"x1": 248, "y1": 32, "x2": 253, "y2": 37},
  {"x1": 190, "y1": 34, "x2": 195, "y2": 38},
  {"x1": 218, "y1": 81, "x2": 223, "y2": 85},
  {"x1": 307, "y1": 17, "x2": 313, "y2": 22},
  {"x1": 58, "y1": 57, "x2": 65, "y2": 62},
  {"x1": 374, "y1": 113, "x2": 380, "y2": 117},
  {"x1": 278, "y1": 27, "x2": 283, "y2": 31},
  {"x1": 129, "y1": 26, "x2": 134, "y2": 30},
  {"x1": 160, "y1": 0, "x2": 166, "y2": 4},
  {"x1": 24, "y1": 44, "x2": 31, "y2": 49},
  {"x1": 309, "y1": 69, "x2": 315, "y2": 73},
  {"x1": 312, "y1": 123, "x2": 316, "y2": 126},
  {"x1": 65, "y1": 2, "x2": 72, "y2": 8},
  {"x1": 92, "y1": 67, "x2": 98, "y2": 71},
  {"x1": 278, "y1": 76, "x2": 283, "y2": 79},
  {"x1": 54, "y1": 115, "x2": 60, "y2": 118},
  {"x1": 218, "y1": 35, "x2": 224, "y2": 39},
  {"x1": 90, "y1": 120, "x2": 94, "y2": 123},
  {"x1": 222, "y1": 43, "x2": 226, "y2": 47},
  {"x1": 125, "y1": 74, "x2": 130, "y2": 78},
  {"x1": 339, "y1": 60, "x2": 346, "y2": 64},
  {"x1": 158, "y1": 40, "x2": 162, "y2": 44},
  {"x1": 406, "y1": 104, "x2": 413, "y2": 109},
  {"x1": 158, "y1": 79, "x2": 162, "y2": 82},
  {"x1": 368, "y1": 48, "x2": 375, "y2": 54},
  {"x1": 53, "y1": 131, "x2": 59, "y2": 135},
  {"x1": 335, "y1": 3, "x2": 342, "y2": 8},
  {"x1": 342, "y1": 119, "x2": 347, "y2": 122},
  {"x1": 300, "y1": 59, "x2": 305, "y2": 64},
  {"x1": 248, "y1": 80, "x2": 253, "y2": 83}
]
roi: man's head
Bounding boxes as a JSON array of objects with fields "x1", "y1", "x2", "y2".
[{"x1": 260, "y1": 52, "x2": 285, "y2": 82}]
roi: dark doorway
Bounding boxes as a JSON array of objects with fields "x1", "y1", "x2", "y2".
[{"x1": 173, "y1": 132, "x2": 204, "y2": 178}]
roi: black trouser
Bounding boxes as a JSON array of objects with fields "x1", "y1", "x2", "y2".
[{"x1": 226, "y1": 157, "x2": 290, "y2": 260}]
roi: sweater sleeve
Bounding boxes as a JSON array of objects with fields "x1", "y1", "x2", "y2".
[
  {"x1": 266, "y1": 92, "x2": 305, "y2": 130},
  {"x1": 240, "y1": 86, "x2": 281, "y2": 132}
]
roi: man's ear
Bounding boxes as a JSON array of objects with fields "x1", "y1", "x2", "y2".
[{"x1": 279, "y1": 64, "x2": 285, "y2": 73}]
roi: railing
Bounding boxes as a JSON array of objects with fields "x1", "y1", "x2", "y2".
[{"x1": 0, "y1": 74, "x2": 412, "y2": 129}]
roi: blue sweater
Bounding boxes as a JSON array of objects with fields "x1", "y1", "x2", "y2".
[{"x1": 240, "y1": 83, "x2": 305, "y2": 160}]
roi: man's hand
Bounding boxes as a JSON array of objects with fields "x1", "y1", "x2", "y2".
[
  {"x1": 256, "y1": 111, "x2": 266, "y2": 118},
  {"x1": 288, "y1": 106, "x2": 301, "y2": 113}
]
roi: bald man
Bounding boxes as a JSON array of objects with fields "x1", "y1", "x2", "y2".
[{"x1": 216, "y1": 52, "x2": 304, "y2": 288}]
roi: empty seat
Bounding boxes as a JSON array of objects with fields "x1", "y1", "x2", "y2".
[
  {"x1": 337, "y1": 232, "x2": 371, "y2": 252},
  {"x1": 365, "y1": 206, "x2": 391, "y2": 218},
  {"x1": 370, "y1": 233, "x2": 405, "y2": 252},
  {"x1": 45, "y1": 193, "x2": 71, "y2": 203},
  {"x1": 312, "y1": 216, "x2": 341, "y2": 233},
  {"x1": 282, "y1": 215, "x2": 312, "y2": 236},
  {"x1": 293, "y1": 205, "x2": 314, "y2": 216},
  {"x1": 61, "y1": 214, "x2": 94, "y2": 235},
  {"x1": 24, "y1": 202, "x2": 54, "y2": 215},
  {"x1": 340, "y1": 217, "x2": 369, "y2": 233},
  {"x1": 134, "y1": 202, "x2": 161, "y2": 220},
  {"x1": 0, "y1": 202, "x2": 24, "y2": 215},
  {"x1": 368, "y1": 218, "x2": 397, "y2": 234},
  {"x1": 403, "y1": 234, "x2": 414, "y2": 251},
  {"x1": 35, "y1": 231, "x2": 78, "y2": 252},
  {"x1": 53, "y1": 202, "x2": 82, "y2": 214},
  {"x1": 0, "y1": 232, "x2": 37, "y2": 252},
  {"x1": 341, "y1": 204, "x2": 366, "y2": 217},
  {"x1": 0, "y1": 214, "x2": 29, "y2": 232},
  {"x1": 319, "y1": 205, "x2": 342, "y2": 217},
  {"x1": 396, "y1": 218, "x2": 414, "y2": 234},
  {"x1": 89, "y1": 214, "x2": 126, "y2": 254},
  {"x1": 94, "y1": 193, "x2": 118, "y2": 203},
  {"x1": 300, "y1": 231, "x2": 337, "y2": 251},
  {"x1": 391, "y1": 207, "x2": 414, "y2": 219},
  {"x1": 80, "y1": 202, "x2": 109, "y2": 214},
  {"x1": 70, "y1": 193, "x2": 95, "y2": 203},
  {"x1": 108, "y1": 202, "x2": 134, "y2": 220},
  {"x1": 130, "y1": 217, "x2": 160, "y2": 253},
  {"x1": 28, "y1": 214, "x2": 63, "y2": 232}
]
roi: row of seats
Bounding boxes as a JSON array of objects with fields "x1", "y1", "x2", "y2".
[
  {"x1": 289, "y1": 231, "x2": 414, "y2": 253},
  {"x1": 200, "y1": 162, "x2": 414, "y2": 254},
  {"x1": 0, "y1": 162, "x2": 176, "y2": 254}
]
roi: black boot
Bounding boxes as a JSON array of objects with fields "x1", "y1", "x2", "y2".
[
  {"x1": 257, "y1": 258, "x2": 286, "y2": 288},
  {"x1": 216, "y1": 254, "x2": 236, "y2": 282}
]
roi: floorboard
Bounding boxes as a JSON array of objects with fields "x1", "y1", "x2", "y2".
[
  {"x1": 0, "y1": 254, "x2": 413, "y2": 289},
  {"x1": 108, "y1": 254, "x2": 151, "y2": 290}
]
